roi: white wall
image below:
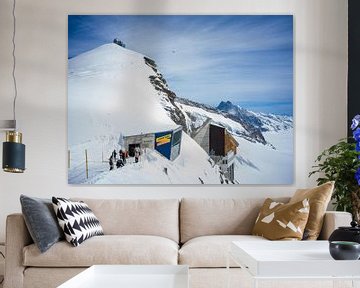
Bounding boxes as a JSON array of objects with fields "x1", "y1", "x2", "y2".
[{"x1": 0, "y1": 0, "x2": 348, "y2": 242}]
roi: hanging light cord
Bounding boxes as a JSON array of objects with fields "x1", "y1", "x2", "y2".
[{"x1": 11, "y1": 0, "x2": 18, "y2": 128}]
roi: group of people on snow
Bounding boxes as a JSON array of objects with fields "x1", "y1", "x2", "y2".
[
  {"x1": 108, "y1": 146, "x2": 142, "y2": 171},
  {"x1": 109, "y1": 149, "x2": 128, "y2": 171}
]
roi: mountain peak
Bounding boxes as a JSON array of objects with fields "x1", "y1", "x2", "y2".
[{"x1": 217, "y1": 101, "x2": 236, "y2": 111}]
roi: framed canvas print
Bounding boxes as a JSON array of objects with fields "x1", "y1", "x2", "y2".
[{"x1": 68, "y1": 15, "x2": 293, "y2": 185}]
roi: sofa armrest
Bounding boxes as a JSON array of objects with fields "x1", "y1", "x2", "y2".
[
  {"x1": 318, "y1": 211, "x2": 352, "y2": 240},
  {"x1": 4, "y1": 214, "x2": 33, "y2": 288}
]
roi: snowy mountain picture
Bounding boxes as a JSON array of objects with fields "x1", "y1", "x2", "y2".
[{"x1": 68, "y1": 15, "x2": 293, "y2": 185}]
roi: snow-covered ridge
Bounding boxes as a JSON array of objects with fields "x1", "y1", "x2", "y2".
[
  {"x1": 144, "y1": 57, "x2": 188, "y2": 133},
  {"x1": 68, "y1": 43, "x2": 177, "y2": 145}
]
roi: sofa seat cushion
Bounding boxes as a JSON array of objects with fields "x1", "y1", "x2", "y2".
[
  {"x1": 23, "y1": 235, "x2": 178, "y2": 267},
  {"x1": 179, "y1": 235, "x2": 267, "y2": 268}
]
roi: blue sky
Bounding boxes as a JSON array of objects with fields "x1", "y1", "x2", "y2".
[{"x1": 69, "y1": 15, "x2": 293, "y2": 115}]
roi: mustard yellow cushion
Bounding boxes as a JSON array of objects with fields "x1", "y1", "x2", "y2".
[
  {"x1": 289, "y1": 181, "x2": 334, "y2": 240},
  {"x1": 252, "y1": 198, "x2": 310, "y2": 240}
]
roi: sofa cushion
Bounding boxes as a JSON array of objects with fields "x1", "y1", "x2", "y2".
[
  {"x1": 252, "y1": 198, "x2": 310, "y2": 240},
  {"x1": 20, "y1": 195, "x2": 64, "y2": 253},
  {"x1": 72, "y1": 199, "x2": 179, "y2": 243},
  {"x1": 52, "y1": 197, "x2": 104, "y2": 247},
  {"x1": 180, "y1": 198, "x2": 288, "y2": 243},
  {"x1": 23, "y1": 235, "x2": 178, "y2": 267},
  {"x1": 290, "y1": 181, "x2": 334, "y2": 240},
  {"x1": 179, "y1": 235, "x2": 267, "y2": 268}
]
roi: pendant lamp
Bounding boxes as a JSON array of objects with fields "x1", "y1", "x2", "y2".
[{"x1": 1, "y1": 0, "x2": 26, "y2": 173}]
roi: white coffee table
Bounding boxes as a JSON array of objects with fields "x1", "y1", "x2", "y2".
[
  {"x1": 58, "y1": 265, "x2": 189, "y2": 288},
  {"x1": 228, "y1": 241, "x2": 360, "y2": 288}
]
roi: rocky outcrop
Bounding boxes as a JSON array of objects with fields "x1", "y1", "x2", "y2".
[{"x1": 144, "y1": 57, "x2": 188, "y2": 133}]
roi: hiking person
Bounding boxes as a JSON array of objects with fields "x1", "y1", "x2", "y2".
[
  {"x1": 109, "y1": 157, "x2": 114, "y2": 171},
  {"x1": 112, "y1": 149, "x2": 117, "y2": 160},
  {"x1": 116, "y1": 159, "x2": 124, "y2": 168},
  {"x1": 119, "y1": 149, "x2": 124, "y2": 163},
  {"x1": 120, "y1": 149, "x2": 126, "y2": 164},
  {"x1": 134, "y1": 146, "x2": 140, "y2": 163}
]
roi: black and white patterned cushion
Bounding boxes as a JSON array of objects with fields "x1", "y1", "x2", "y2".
[{"x1": 52, "y1": 197, "x2": 104, "y2": 246}]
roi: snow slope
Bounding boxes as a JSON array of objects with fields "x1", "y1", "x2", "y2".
[
  {"x1": 68, "y1": 43, "x2": 221, "y2": 184},
  {"x1": 234, "y1": 130, "x2": 293, "y2": 184},
  {"x1": 68, "y1": 43, "x2": 176, "y2": 145}
]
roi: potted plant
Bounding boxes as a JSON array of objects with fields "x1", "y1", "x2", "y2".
[{"x1": 309, "y1": 115, "x2": 360, "y2": 222}]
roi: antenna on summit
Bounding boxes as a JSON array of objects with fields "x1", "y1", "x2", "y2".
[{"x1": 113, "y1": 38, "x2": 126, "y2": 48}]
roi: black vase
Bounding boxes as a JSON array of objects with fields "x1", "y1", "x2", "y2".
[
  {"x1": 329, "y1": 241, "x2": 360, "y2": 260},
  {"x1": 328, "y1": 221, "x2": 360, "y2": 244}
]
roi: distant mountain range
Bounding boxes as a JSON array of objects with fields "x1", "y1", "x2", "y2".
[
  {"x1": 217, "y1": 101, "x2": 293, "y2": 132},
  {"x1": 145, "y1": 57, "x2": 293, "y2": 147}
]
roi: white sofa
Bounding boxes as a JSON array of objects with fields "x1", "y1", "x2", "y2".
[{"x1": 4, "y1": 198, "x2": 352, "y2": 288}]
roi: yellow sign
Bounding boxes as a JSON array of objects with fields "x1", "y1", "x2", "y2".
[{"x1": 156, "y1": 134, "x2": 172, "y2": 146}]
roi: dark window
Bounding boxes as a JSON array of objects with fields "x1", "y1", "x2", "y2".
[{"x1": 209, "y1": 124, "x2": 225, "y2": 156}]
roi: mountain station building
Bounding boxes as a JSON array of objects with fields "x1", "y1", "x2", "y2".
[
  {"x1": 122, "y1": 126, "x2": 182, "y2": 161},
  {"x1": 193, "y1": 122, "x2": 238, "y2": 182}
]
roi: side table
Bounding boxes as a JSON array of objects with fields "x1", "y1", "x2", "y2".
[{"x1": 227, "y1": 240, "x2": 360, "y2": 288}]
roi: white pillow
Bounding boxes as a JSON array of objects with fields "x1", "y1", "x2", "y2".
[{"x1": 52, "y1": 197, "x2": 103, "y2": 246}]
